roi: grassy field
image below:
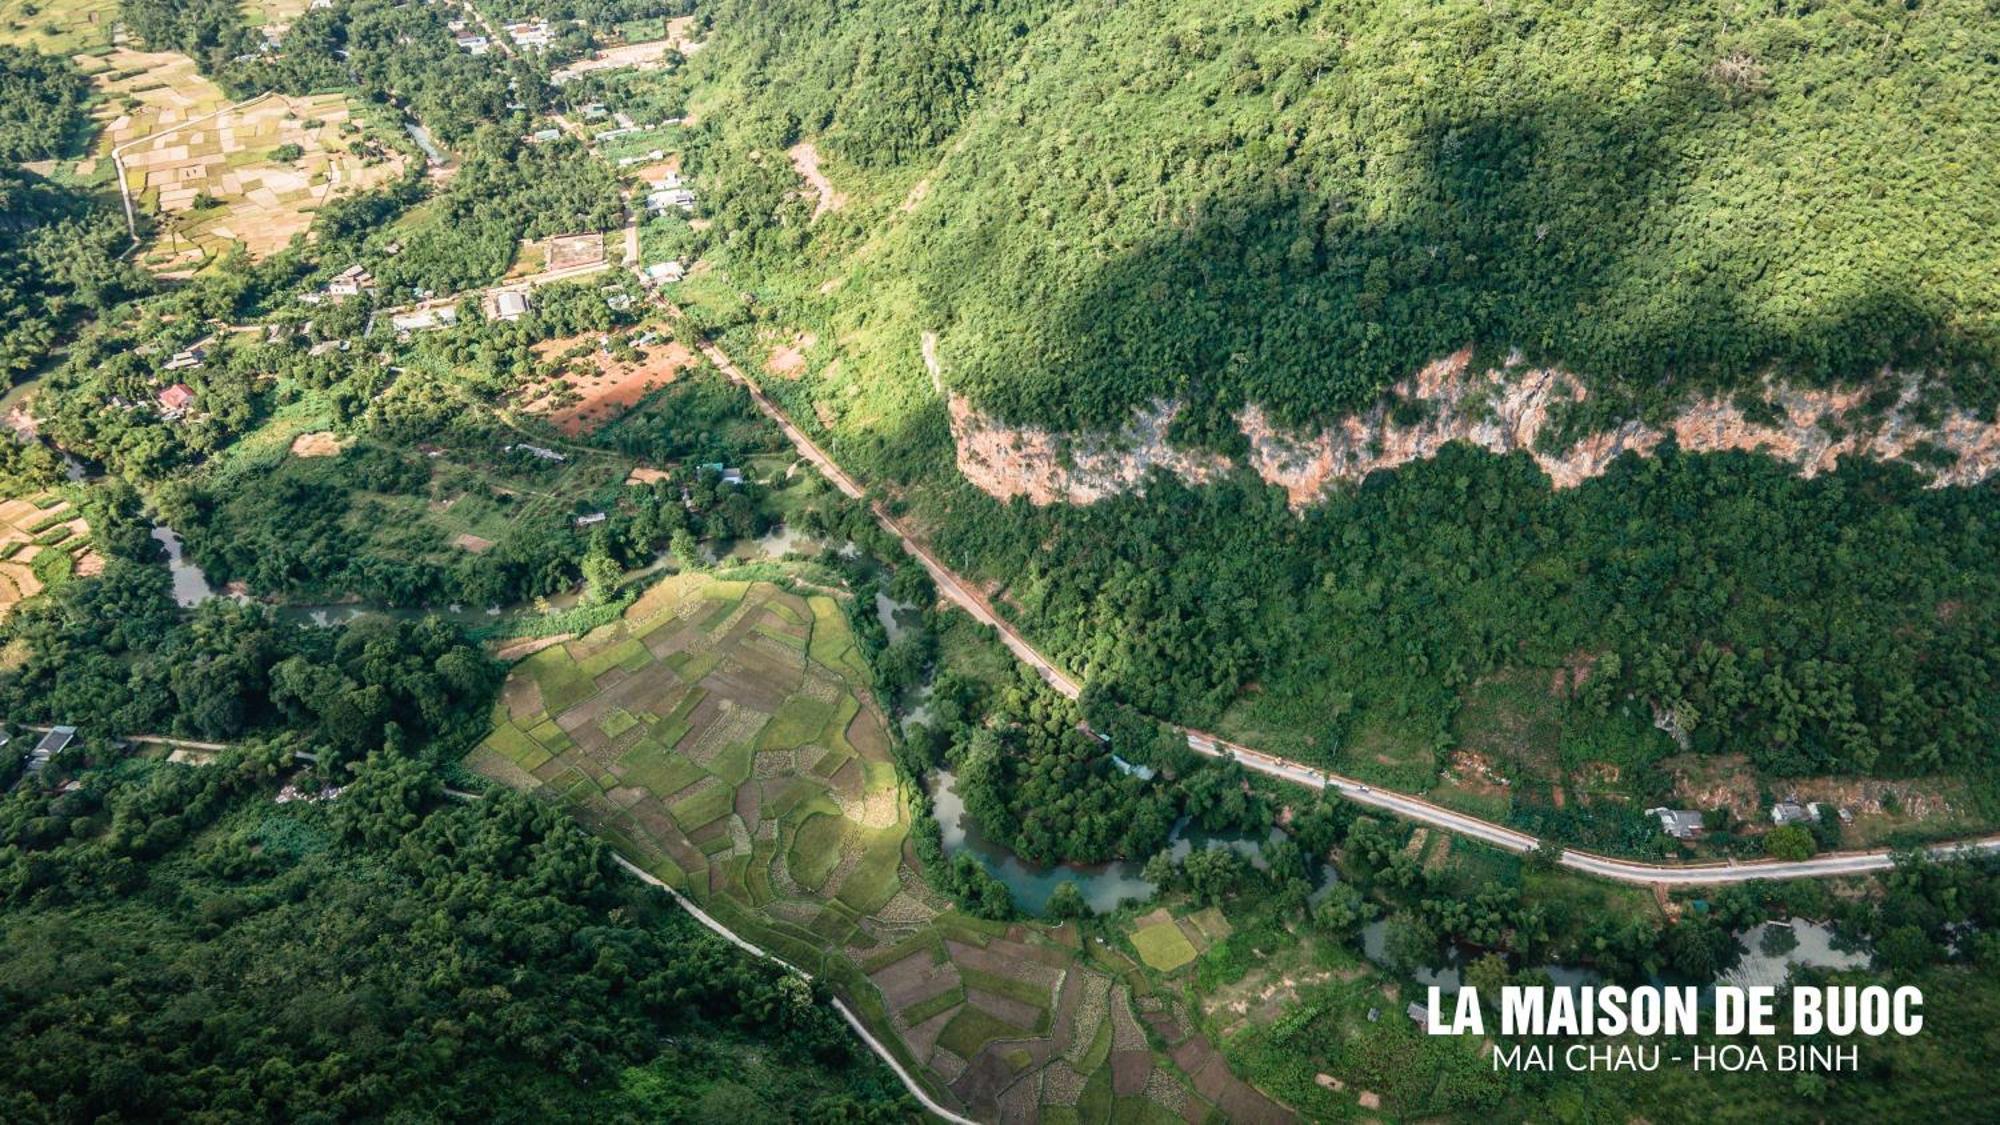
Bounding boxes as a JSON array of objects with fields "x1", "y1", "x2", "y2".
[
  {"x1": 470, "y1": 568, "x2": 1295, "y2": 1122},
  {"x1": 0, "y1": 0, "x2": 118, "y2": 53}
]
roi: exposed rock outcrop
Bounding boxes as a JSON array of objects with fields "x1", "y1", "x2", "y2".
[
  {"x1": 942, "y1": 346, "x2": 2000, "y2": 508},
  {"x1": 949, "y1": 394, "x2": 1234, "y2": 505}
]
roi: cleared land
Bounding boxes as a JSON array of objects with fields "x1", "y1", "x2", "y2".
[
  {"x1": 522, "y1": 332, "x2": 698, "y2": 435},
  {"x1": 471, "y1": 569, "x2": 1294, "y2": 1122}
]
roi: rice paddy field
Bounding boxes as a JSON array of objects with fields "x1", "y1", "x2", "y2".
[
  {"x1": 111, "y1": 89, "x2": 408, "y2": 273},
  {"x1": 470, "y1": 569, "x2": 1297, "y2": 1122},
  {"x1": 0, "y1": 491, "x2": 99, "y2": 620}
]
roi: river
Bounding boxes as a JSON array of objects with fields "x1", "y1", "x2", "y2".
[{"x1": 929, "y1": 767, "x2": 1333, "y2": 916}]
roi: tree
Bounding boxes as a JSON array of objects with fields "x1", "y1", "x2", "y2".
[
  {"x1": 1765, "y1": 825, "x2": 1816, "y2": 861},
  {"x1": 580, "y1": 533, "x2": 620, "y2": 603},
  {"x1": 1045, "y1": 880, "x2": 1090, "y2": 920},
  {"x1": 1528, "y1": 839, "x2": 1564, "y2": 871},
  {"x1": 1758, "y1": 923, "x2": 1800, "y2": 958},
  {"x1": 670, "y1": 527, "x2": 701, "y2": 567},
  {"x1": 1183, "y1": 847, "x2": 1249, "y2": 906},
  {"x1": 1310, "y1": 882, "x2": 1375, "y2": 939}
]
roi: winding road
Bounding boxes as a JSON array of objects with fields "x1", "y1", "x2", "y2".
[{"x1": 668, "y1": 316, "x2": 2000, "y2": 887}]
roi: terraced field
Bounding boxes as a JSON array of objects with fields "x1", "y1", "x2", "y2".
[
  {"x1": 0, "y1": 492, "x2": 99, "y2": 619},
  {"x1": 471, "y1": 569, "x2": 1295, "y2": 1123}
]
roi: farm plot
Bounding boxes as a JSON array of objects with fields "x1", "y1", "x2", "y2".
[
  {"x1": 116, "y1": 91, "x2": 407, "y2": 272},
  {"x1": 0, "y1": 492, "x2": 97, "y2": 619},
  {"x1": 470, "y1": 567, "x2": 1294, "y2": 1123},
  {"x1": 85, "y1": 48, "x2": 232, "y2": 153}
]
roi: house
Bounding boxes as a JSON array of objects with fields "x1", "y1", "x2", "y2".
[
  {"x1": 164, "y1": 344, "x2": 206, "y2": 371},
  {"x1": 505, "y1": 20, "x2": 552, "y2": 49},
  {"x1": 1646, "y1": 807, "x2": 1705, "y2": 840},
  {"x1": 326, "y1": 264, "x2": 374, "y2": 299},
  {"x1": 612, "y1": 111, "x2": 636, "y2": 130},
  {"x1": 641, "y1": 260, "x2": 684, "y2": 286},
  {"x1": 157, "y1": 383, "x2": 197, "y2": 416},
  {"x1": 574, "y1": 511, "x2": 608, "y2": 527},
  {"x1": 720, "y1": 467, "x2": 745, "y2": 486},
  {"x1": 308, "y1": 339, "x2": 348, "y2": 357},
  {"x1": 527, "y1": 127, "x2": 563, "y2": 144},
  {"x1": 1771, "y1": 801, "x2": 1817, "y2": 827},
  {"x1": 508, "y1": 443, "x2": 566, "y2": 463},
  {"x1": 493, "y1": 290, "x2": 530, "y2": 321},
  {"x1": 617, "y1": 149, "x2": 666, "y2": 168},
  {"x1": 579, "y1": 102, "x2": 608, "y2": 119},
  {"x1": 645, "y1": 187, "x2": 696, "y2": 214},
  {"x1": 389, "y1": 306, "x2": 458, "y2": 333},
  {"x1": 1406, "y1": 1002, "x2": 1431, "y2": 1031},
  {"x1": 27, "y1": 726, "x2": 76, "y2": 772}
]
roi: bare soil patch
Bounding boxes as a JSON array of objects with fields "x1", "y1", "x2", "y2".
[
  {"x1": 787, "y1": 142, "x2": 844, "y2": 220},
  {"x1": 522, "y1": 334, "x2": 696, "y2": 435},
  {"x1": 289, "y1": 430, "x2": 350, "y2": 458},
  {"x1": 765, "y1": 332, "x2": 816, "y2": 379}
]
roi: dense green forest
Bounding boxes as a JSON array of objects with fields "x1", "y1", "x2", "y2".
[
  {"x1": 0, "y1": 738, "x2": 910, "y2": 1121},
  {"x1": 927, "y1": 446, "x2": 2000, "y2": 818},
  {"x1": 0, "y1": 50, "x2": 142, "y2": 384},
  {"x1": 692, "y1": 0, "x2": 2000, "y2": 431}
]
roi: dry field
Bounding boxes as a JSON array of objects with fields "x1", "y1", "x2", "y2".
[
  {"x1": 523, "y1": 333, "x2": 697, "y2": 435},
  {"x1": 113, "y1": 90, "x2": 406, "y2": 272}
]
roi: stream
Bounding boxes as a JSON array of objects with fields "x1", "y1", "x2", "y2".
[{"x1": 929, "y1": 768, "x2": 1333, "y2": 916}]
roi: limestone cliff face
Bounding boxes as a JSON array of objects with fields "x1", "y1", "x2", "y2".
[
  {"x1": 944, "y1": 348, "x2": 2000, "y2": 508},
  {"x1": 949, "y1": 394, "x2": 1234, "y2": 504}
]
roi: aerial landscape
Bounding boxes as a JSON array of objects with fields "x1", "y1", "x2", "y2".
[{"x1": 1, "y1": 0, "x2": 1998, "y2": 1121}]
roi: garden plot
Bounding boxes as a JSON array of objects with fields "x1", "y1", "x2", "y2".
[
  {"x1": 116, "y1": 91, "x2": 407, "y2": 271},
  {"x1": 0, "y1": 492, "x2": 95, "y2": 619}
]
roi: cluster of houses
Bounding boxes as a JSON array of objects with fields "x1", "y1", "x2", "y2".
[
  {"x1": 1646, "y1": 798, "x2": 1853, "y2": 842},
  {"x1": 645, "y1": 171, "x2": 697, "y2": 215},
  {"x1": 300, "y1": 264, "x2": 378, "y2": 305}
]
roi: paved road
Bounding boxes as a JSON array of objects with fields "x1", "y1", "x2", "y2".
[{"x1": 680, "y1": 320, "x2": 2000, "y2": 886}]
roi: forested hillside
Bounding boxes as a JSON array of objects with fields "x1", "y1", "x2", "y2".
[{"x1": 694, "y1": 0, "x2": 1999, "y2": 432}]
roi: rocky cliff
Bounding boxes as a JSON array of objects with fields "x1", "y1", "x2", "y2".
[{"x1": 945, "y1": 348, "x2": 2000, "y2": 508}]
